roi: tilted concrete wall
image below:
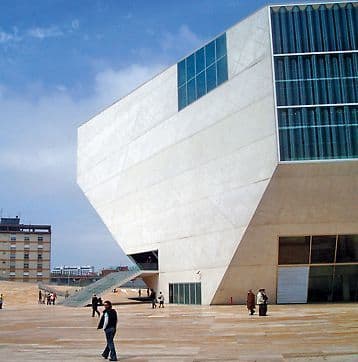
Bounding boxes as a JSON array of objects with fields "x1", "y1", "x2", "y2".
[{"x1": 78, "y1": 7, "x2": 279, "y2": 304}]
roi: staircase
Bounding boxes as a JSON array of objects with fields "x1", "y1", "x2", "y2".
[{"x1": 61, "y1": 267, "x2": 141, "y2": 307}]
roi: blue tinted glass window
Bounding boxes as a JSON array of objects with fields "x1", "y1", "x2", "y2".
[
  {"x1": 186, "y1": 54, "x2": 195, "y2": 81},
  {"x1": 205, "y1": 41, "x2": 216, "y2": 66},
  {"x1": 217, "y1": 55, "x2": 228, "y2": 85},
  {"x1": 187, "y1": 78, "x2": 196, "y2": 104},
  {"x1": 177, "y1": 32, "x2": 228, "y2": 110},
  {"x1": 206, "y1": 64, "x2": 217, "y2": 92},
  {"x1": 216, "y1": 33, "x2": 227, "y2": 58},
  {"x1": 177, "y1": 59, "x2": 186, "y2": 87},
  {"x1": 178, "y1": 85, "x2": 187, "y2": 111},
  {"x1": 271, "y1": 3, "x2": 358, "y2": 161},
  {"x1": 196, "y1": 72, "x2": 206, "y2": 98},
  {"x1": 195, "y1": 48, "x2": 205, "y2": 74}
]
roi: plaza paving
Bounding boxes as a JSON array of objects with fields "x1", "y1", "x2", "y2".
[{"x1": 0, "y1": 299, "x2": 357, "y2": 361}]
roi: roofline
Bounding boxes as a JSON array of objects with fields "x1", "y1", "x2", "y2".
[{"x1": 79, "y1": 0, "x2": 357, "y2": 129}]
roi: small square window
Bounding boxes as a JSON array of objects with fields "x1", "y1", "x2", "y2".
[
  {"x1": 10, "y1": 236, "x2": 16, "y2": 241},
  {"x1": 187, "y1": 78, "x2": 196, "y2": 104},
  {"x1": 186, "y1": 54, "x2": 195, "y2": 81},
  {"x1": 205, "y1": 41, "x2": 216, "y2": 67},
  {"x1": 195, "y1": 47, "x2": 205, "y2": 74},
  {"x1": 177, "y1": 59, "x2": 186, "y2": 87},
  {"x1": 206, "y1": 64, "x2": 217, "y2": 92},
  {"x1": 38, "y1": 236, "x2": 43, "y2": 242},
  {"x1": 215, "y1": 33, "x2": 227, "y2": 59}
]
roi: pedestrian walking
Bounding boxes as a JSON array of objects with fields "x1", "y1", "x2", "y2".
[
  {"x1": 51, "y1": 292, "x2": 57, "y2": 305},
  {"x1": 257, "y1": 289, "x2": 268, "y2": 316},
  {"x1": 46, "y1": 293, "x2": 51, "y2": 305},
  {"x1": 149, "y1": 289, "x2": 157, "y2": 309},
  {"x1": 92, "y1": 294, "x2": 100, "y2": 317},
  {"x1": 0, "y1": 294, "x2": 3, "y2": 309},
  {"x1": 246, "y1": 289, "x2": 256, "y2": 315},
  {"x1": 38, "y1": 290, "x2": 42, "y2": 304},
  {"x1": 158, "y1": 292, "x2": 165, "y2": 308},
  {"x1": 138, "y1": 289, "x2": 141, "y2": 297},
  {"x1": 97, "y1": 300, "x2": 118, "y2": 361}
]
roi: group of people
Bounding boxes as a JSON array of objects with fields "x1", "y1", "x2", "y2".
[
  {"x1": 38, "y1": 290, "x2": 57, "y2": 305},
  {"x1": 246, "y1": 288, "x2": 268, "y2": 316},
  {"x1": 149, "y1": 289, "x2": 165, "y2": 309}
]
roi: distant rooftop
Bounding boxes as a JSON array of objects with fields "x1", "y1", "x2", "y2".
[{"x1": 0, "y1": 216, "x2": 51, "y2": 233}]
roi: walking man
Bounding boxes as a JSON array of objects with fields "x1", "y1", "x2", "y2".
[
  {"x1": 0, "y1": 294, "x2": 3, "y2": 309},
  {"x1": 92, "y1": 294, "x2": 100, "y2": 317},
  {"x1": 257, "y1": 288, "x2": 268, "y2": 316},
  {"x1": 246, "y1": 289, "x2": 255, "y2": 315},
  {"x1": 38, "y1": 290, "x2": 42, "y2": 304},
  {"x1": 149, "y1": 289, "x2": 157, "y2": 309},
  {"x1": 98, "y1": 300, "x2": 118, "y2": 361},
  {"x1": 158, "y1": 292, "x2": 165, "y2": 308}
]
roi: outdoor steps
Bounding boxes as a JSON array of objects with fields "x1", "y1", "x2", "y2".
[{"x1": 60, "y1": 268, "x2": 141, "y2": 307}]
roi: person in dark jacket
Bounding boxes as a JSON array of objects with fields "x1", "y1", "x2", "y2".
[
  {"x1": 149, "y1": 289, "x2": 157, "y2": 309},
  {"x1": 98, "y1": 300, "x2": 118, "y2": 361},
  {"x1": 246, "y1": 289, "x2": 256, "y2": 315},
  {"x1": 92, "y1": 294, "x2": 100, "y2": 317}
]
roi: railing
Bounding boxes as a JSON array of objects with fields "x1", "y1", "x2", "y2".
[{"x1": 60, "y1": 266, "x2": 141, "y2": 307}]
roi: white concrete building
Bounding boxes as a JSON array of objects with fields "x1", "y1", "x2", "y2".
[{"x1": 78, "y1": 2, "x2": 358, "y2": 304}]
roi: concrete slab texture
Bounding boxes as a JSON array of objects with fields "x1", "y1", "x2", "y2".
[{"x1": 0, "y1": 302, "x2": 357, "y2": 361}]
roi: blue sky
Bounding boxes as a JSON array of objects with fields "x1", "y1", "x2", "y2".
[{"x1": 0, "y1": 0, "x2": 315, "y2": 270}]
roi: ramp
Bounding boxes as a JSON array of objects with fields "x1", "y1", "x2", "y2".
[{"x1": 61, "y1": 267, "x2": 141, "y2": 307}]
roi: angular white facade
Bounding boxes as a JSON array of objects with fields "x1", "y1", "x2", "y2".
[{"x1": 78, "y1": 3, "x2": 358, "y2": 305}]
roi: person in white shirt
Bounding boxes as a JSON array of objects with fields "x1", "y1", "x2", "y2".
[
  {"x1": 158, "y1": 292, "x2": 165, "y2": 308},
  {"x1": 256, "y1": 289, "x2": 268, "y2": 316}
]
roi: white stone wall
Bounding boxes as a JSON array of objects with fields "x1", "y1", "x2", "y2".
[{"x1": 77, "y1": 7, "x2": 278, "y2": 304}]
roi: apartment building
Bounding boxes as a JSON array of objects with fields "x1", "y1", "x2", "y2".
[{"x1": 0, "y1": 217, "x2": 51, "y2": 282}]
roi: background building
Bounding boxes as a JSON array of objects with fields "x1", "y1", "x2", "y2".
[
  {"x1": 0, "y1": 217, "x2": 51, "y2": 282},
  {"x1": 78, "y1": 2, "x2": 358, "y2": 304},
  {"x1": 52, "y1": 265, "x2": 95, "y2": 276}
]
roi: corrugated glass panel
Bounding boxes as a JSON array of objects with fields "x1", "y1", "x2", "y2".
[{"x1": 271, "y1": 3, "x2": 358, "y2": 161}]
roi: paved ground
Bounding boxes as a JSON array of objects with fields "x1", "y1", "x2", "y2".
[{"x1": 0, "y1": 302, "x2": 357, "y2": 361}]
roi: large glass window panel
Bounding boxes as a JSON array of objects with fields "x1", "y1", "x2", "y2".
[
  {"x1": 333, "y1": 265, "x2": 358, "y2": 302},
  {"x1": 307, "y1": 265, "x2": 334, "y2": 302},
  {"x1": 190, "y1": 283, "x2": 196, "y2": 304},
  {"x1": 206, "y1": 64, "x2": 217, "y2": 93},
  {"x1": 216, "y1": 33, "x2": 227, "y2": 59},
  {"x1": 217, "y1": 55, "x2": 228, "y2": 86},
  {"x1": 196, "y1": 71, "x2": 206, "y2": 98},
  {"x1": 336, "y1": 235, "x2": 358, "y2": 263},
  {"x1": 178, "y1": 85, "x2": 187, "y2": 111},
  {"x1": 177, "y1": 33, "x2": 228, "y2": 111},
  {"x1": 178, "y1": 284, "x2": 184, "y2": 304},
  {"x1": 184, "y1": 283, "x2": 190, "y2": 304},
  {"x1": 311, "y1": 235, "x2": 336, "y2": 264},
  {"x1": 177, "y1": 60, "x2": 186, "y2": 87},
  {"x1": 195, "y1": 48, "x2": 205, "y2": 74},
  {"x1": 279, "y1": 236, "x2": 310, "y2": 264},
  {"x1": 173, "y1": 284, "x2": 179, "y2": 304},
  {"x1": 169, "y1": 284, "x2": 173, "y2": 304},
  {"x1": 205, "y1": 41, "x2": 216, "y2": 67},
  {"x1": 186, "y1": 54, "x2": 195, "y2": 81},
  {"x1": 195, "y1": 283, "x2": 202, "y2": 305}
]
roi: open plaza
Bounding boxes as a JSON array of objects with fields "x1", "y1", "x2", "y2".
[{"x1": 0, "y1": 282, "x2": 358, "y2": 362}]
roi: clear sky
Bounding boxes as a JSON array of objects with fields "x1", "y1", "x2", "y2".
[{"x1": 0, "y1": 0, "x2": 316, "y2": 270}]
